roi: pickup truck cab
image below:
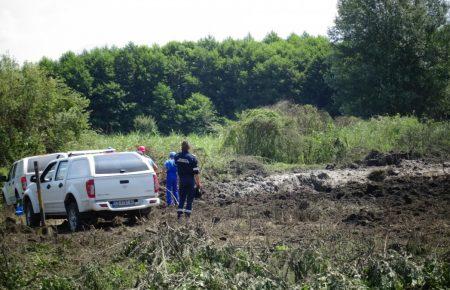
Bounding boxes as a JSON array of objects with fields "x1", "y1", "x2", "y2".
[
  {"x1": 1, "y1": 153, "x2": 66, "y2": 205},
  {"x1": 23, "y1": 151, "x2": 160, "y2": 231}
]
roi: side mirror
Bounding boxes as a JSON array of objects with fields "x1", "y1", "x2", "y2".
[
  {"x1": 30, "y1": 175, "x2": 37, "y2": 183},
  {"x1": 0, "y1": 175, "x2": 7, "y2": 182}
]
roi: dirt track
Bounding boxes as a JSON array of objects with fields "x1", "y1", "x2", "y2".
[{"x1": 2, "y1": 157, "x2": 449, "y2": 275}]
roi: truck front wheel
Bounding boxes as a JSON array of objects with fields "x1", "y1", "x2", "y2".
[
  {"x1": 66, "y1": 201, "x2": 81, "y2": 232},
  {"x1": 24, "y1": 199, "x2": 39, "y2": 227}
]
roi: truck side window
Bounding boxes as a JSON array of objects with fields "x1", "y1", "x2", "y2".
[
  {"x1": 67, "y1": 159, "x2": 89, "y2": 179},
  {"x1": 11, "y1": 163, "x2": 17, "y2": 179},
  {"x1": 55, "y1": 161, "x2": 69, "y2": 181},
  {"x1": 41, "y1": 162, "x2": 57, "y2": 183},
  {"x1": 7, "y1": 165, "x2": 14, "y2": 181}
]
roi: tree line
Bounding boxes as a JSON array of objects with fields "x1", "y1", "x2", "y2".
[
  {"x1": 0, "y1": 0, "x2": 448, "y2": 165},
  {"x1": 37, "y1": 33, "x2": 333, "y2": 133},
  {"x1": 36, "y1": 0, "x2": 448, "y2": 135}
]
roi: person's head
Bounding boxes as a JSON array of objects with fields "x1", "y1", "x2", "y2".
[
  {"x1": 181, "y1": 140, "x2": 190, "y2": 152},
  {"x1": 137, "y1": 145, "x2": 146, "y2": 155},
  {"x1": 169, "y1": 152, "x2": 176, "y2": 159}
]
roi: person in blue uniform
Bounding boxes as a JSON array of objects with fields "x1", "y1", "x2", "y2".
[
  {"x1": 174, "y1": 141, "x2": 202, "y2": 222},
  {"x1": 164, "y1": 152, "x2": 179, "y2": 206}
]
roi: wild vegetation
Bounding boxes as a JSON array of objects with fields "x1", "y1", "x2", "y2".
[
  {"x1": 0, "y1": 0, "x2": 449, "y2": 289},
  {"x1": 0, "y1": 56, "x2": 89, "y2": 166},
  {"x1": 1, "y1": 223, "x2": 449, "y2": 289},
  {"x1": 1, "y1": 0, "x2": 448, "y2": 167}
]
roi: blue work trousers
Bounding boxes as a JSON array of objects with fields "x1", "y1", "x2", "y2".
[
  {"x1": 177, "y1": 177, "x2": 195, "y2": 216},
  {"x1": 166, "y1": 174, "x2": 179, "y2": 206}
]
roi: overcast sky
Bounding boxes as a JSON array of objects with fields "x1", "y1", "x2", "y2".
[{"x1": 0, "y1": 0, "x2": 338, "y2": 63}]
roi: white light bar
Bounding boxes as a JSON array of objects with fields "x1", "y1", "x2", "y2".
[{"x1": 68, "y1": 148, "x2": 116, "y2": 157}]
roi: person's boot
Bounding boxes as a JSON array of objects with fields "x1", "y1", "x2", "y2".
[
  {"x1": 177, "y1": 212, "x2": 183, "y2": 224},
  {"x1": 185, "y1": 213, "x2": 191, "y2": 225}
]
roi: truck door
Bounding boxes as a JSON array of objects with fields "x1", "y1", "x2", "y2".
[
  {"x1": 47, "y1": 160, "x2": 68, "y2": 214},
  {"x1": 39, "y1": 162, "x2": 57, "y2": 212},
  {"x1": 4, "y1": 163, "x2": 17, "y2": 204}
]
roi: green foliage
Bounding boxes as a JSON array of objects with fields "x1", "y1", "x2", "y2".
[
  {"x1": 224, "y1": 108, "x2": 302, "y2": 163},
  {"x1": 80, "y1": 263, "x2": 137, "y2": 290},
  {"x1": 120, "y1": 227, "x2": 450, "y2": 289},
  {"x1": 365, "y1": 251, "x2": 450, "y2": 289},
  {"x1": 176, "y1": 92, "x2": 218, "y2": 134},
  {"x1": 0, "y1": 55, "x2": 90, "y2": 166},
  {"x1": 329, "y1": 0, "x2": 449, "y2": 119},
  {"x1": 38, "y1": 34, "x2": 334, "y2": 133},
  {"x1": 133, "y1": 115, "x2": 158, "y2": 135},
  {"x1": 151, "y1": 82, "x2": 176, "y2": 134},
  {"x1": 224, "y1": 103, "x2": 450, "y2": 164},
  {"x1": 40, "y1": 276, "x2": 75, "y2": 290}
]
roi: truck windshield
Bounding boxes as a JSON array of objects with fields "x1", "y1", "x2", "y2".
[
  {"x1": 27, "y1": 154, "x2": 63, "y2": 173},
  {"x1": 94, "y1": 153, "x2": 149, "y2": 174}
]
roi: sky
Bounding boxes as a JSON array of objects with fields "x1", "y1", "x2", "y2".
[{"x1": 0, "y1": 0, "x2": 338, "y2": 63}]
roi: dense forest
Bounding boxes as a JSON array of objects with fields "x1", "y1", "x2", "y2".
[{"x1": 35, "y1": 0, "x2": 449, "y2": 134}]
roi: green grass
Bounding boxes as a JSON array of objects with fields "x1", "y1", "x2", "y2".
[
  {"x1": 59, "y1": 114, "x2": 450, "y2": 178},
  {"x1": 2, "y1": 109, "x2": 449, "y2": 179},
  {"x1": 64, "y1": 131, "x2": 233, "y2": 178},
  {"x1": 224, "y1": 107, "x2": 450, "y2": 165}
]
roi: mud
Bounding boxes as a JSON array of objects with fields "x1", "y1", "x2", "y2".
[{"x1": 199, "y1": 159, "x2": 449, "y2": 251}]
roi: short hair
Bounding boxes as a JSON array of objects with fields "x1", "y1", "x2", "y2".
[{"x1": 181, "y1": 140, "x2": 190, "y2": 151}]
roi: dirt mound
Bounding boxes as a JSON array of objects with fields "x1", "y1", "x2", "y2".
[
  {"x1": 343, "y1": 209, "x2": 381, "y2": 226},
  {"x1": 229, "y1": 156, "x2": 268, "y2": 177},
  {"x1": 364, "y1": 150, "x2": 411, "y2": 166}
]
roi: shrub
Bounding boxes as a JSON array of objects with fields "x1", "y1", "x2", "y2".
[
  {"x1": 176, "y1": 93, "x2": 218, "y2": 135},
  {"x1": 0, "y1": 55, "x2": 90, "y2": 166},
  {"x1": 223, "y1": 108, "x2": 302, "y2": 163},
  {"x1": 133, "y1": 115, "x2": 159, "y2": 135},
  {"x1": 272, "y1": 101, "x2": 334, "y2": 134}
]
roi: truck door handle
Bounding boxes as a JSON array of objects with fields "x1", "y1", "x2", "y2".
[
  {"x1": 58, "y1": 183, "x2": 63, "y2": 188},
  {"x1": 47, "y1": 184, "x2": 51, "y2": 189},
  {"x1": 120, "y1": 180, "x2": 129, "y2": 184}
]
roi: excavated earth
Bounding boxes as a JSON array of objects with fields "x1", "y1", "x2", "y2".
[{"x1": 1, "y1": 155, "x2": 449, "y2": 270}]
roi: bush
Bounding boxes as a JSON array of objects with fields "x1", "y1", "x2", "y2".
[
  {"x1": 0, "y1": 55, "x2": 90, "y2": 166},
  {"x1": 176, "y1": 93, "x2": 218, "y2": 135},
  {"x1": 133, "y1": 115, "x2": 158, "y2": 135},
  {"x1": 223, "y1": 108, "x2": 302, "y2": 163},
  {"x1": 272, "y1": 101, "x2": 333, "y2": 134}
]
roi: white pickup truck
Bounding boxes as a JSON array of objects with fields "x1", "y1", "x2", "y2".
[
  {"x1": 0, "y1": 149, "x2": 116, "y2": 205},
  {"x1": 1, "y1": 153, "x2": 66, "y2": 205},
  {"x1": 23, "y1": 152, "x2": 160, "y2": 231}
]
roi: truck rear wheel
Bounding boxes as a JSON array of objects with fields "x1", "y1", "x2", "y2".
[
  {"x1": 129, "y1": 208, "x2": 151, "y2": 224},
  {"x1": 24, "y1": 199, "x2": 39, "y2": 227},
  {"x1": 139, "y1": 208, "x2": 151, "y2": 218},
  {"x1": 66, "y1": 201, "x2": 81, "y2": 232}
]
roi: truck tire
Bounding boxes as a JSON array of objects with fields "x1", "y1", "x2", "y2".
[
  {"x1": 24, "y1": 199, "x2": 40, "y2": 227},
  {"x1": 66, "y1": 200, "x2": 81, "y2": 232},
  {"x1": 129, "y1": 208, "x2": 151, "y2": 224},
  {"x1": 139, "y1": 208, "x2": 151, "y2": 218}
]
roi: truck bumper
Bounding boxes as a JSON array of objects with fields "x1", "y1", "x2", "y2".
[{"x1": 86, "y1": 197, "x2": 161, "y2": 212}]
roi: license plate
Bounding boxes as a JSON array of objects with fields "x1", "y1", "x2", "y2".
[{"x1": 111, "y1": 199, "x2": 135, "y2": 208}]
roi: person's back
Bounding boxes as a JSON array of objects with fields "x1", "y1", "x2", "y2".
[
  {"x1": 174, "y1": 141, "x2": 201, "y2": 222},
  {"x1": 164, "y1": 152, "x2": 178, "y2": 206},
  {"x1": 164, "y1": 159, "x2": 177, "y2": 177},
  {"x1": 175, "y1": 151, "x2": 197, "y2": 178}
]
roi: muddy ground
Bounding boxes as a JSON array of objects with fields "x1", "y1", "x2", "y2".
[{"x1": 1, "y1": 154, "x2": 449, "y2": 285}]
